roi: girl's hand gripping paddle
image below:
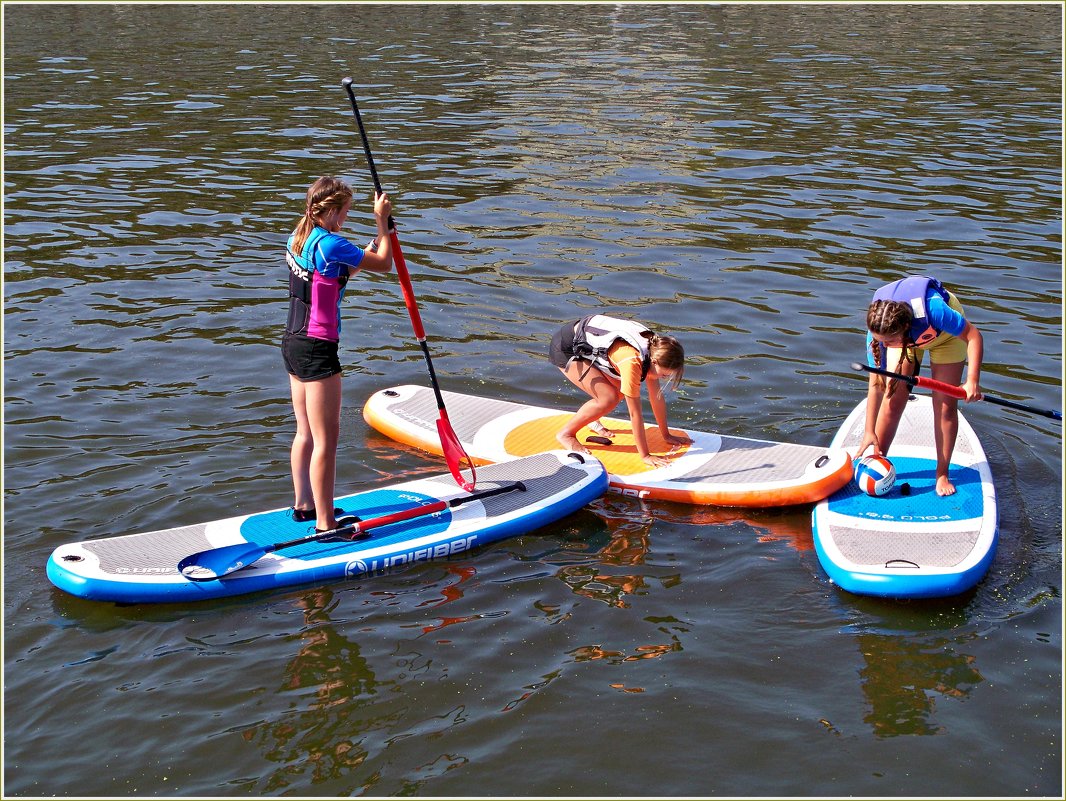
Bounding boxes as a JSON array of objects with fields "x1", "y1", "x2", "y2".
[{"x1": 342, "y1": 77, "x2": 477, "y2": 491}]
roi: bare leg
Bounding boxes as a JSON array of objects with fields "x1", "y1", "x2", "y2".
[
  {"x1": 873, "y1": 357, "x2": 918, "y2": 455},
  {"x1": 304, "y1": 373, "x2": 343, "y2": 529},
  {"x1": 289, "y1": 375, "x2": 315, "y2": 513},
  {"x1": 556, "y1": 363, "x2": 622, "y2": 454},
  {"x1": 930, "y1": 361, "x2": 965, "y2": 496}
]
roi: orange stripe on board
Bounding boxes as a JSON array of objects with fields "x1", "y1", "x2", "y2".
[
  {"x1": 503, "y1": 415, "x2": 691, "y2": 477},
  {"x1": 609, "y1": 457, "x2": 853, "y2": 506}
]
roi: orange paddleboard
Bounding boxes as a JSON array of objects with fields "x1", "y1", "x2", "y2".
[{"x1": 364, "y1": 385, "x2": 852, "y2": 507}]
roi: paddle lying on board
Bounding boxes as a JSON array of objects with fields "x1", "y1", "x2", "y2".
[
  {"x1": 341, "y1": 77, "x2": 477, "y2": 492},
  {"x1": 851, "y1": 362, "x2": 1062, "y2": 420},
  {"x1": 177, "y1": 481, "x2": 525, "y2": 581}
]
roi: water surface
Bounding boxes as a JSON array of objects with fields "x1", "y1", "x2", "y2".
[{"x1": 3, "y1": 4, "x2": 1062, "y2": 797}]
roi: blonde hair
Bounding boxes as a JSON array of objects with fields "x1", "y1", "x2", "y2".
[
  {"x1": 289, "y1": 176, "x2": 353, "y2": 257},
  {"x1": 867, "y1": 299, "x2": 916, "y2": 396},
  {"x1": 647, "y1": 333, "x2": 685, "y2": 391}
]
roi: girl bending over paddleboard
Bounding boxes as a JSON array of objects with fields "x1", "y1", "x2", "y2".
[
  {"x1": 282, "y1": 176, "x2": 394, "y2": 531},
  {"x1": 549, "y1": 314, "x2": 689, "y2": 468},
  {"x1": 858, "y1": 275, "x2": 984, "y2": 497}
]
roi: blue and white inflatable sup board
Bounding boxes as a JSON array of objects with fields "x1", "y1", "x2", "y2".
[
  {"x1": 47, "y1": 451, "x2": 607, "y2": 603},
  {"x1": 812, "y1": 395, "x2": 997, "y2": 599}
]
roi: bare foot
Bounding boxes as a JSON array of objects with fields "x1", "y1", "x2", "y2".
[
  {"x1": 588, "y1": 421, "x2": 616, "y2": 439},
  {"x1": 557, "y1": 432, "x2": 591, "y2": 455},
  {"x1": 936, "y1": 475, "x2": 957, "y2": 497}
]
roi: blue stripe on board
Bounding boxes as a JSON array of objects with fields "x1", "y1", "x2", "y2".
[
  {"x1": 827, "y1": 456, "x2": 983, "y2": 523},
  {"x1": 239, "y1": 489, "x2": 450, "y2": 560}
]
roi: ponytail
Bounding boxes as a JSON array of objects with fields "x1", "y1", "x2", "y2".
[{"x1": 290, "y1": 176, "x2": 354, "y2": 258}]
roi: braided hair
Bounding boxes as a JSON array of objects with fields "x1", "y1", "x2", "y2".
[
  {"x1": 867, "y1": 299, "x2": 917, "y2": 396},
  {"x1": 290, "y1": 176, "x2": 354, "y2": 258}
]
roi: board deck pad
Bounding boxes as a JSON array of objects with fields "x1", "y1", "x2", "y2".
[
  {"x1": 363, "y1": 385, "x2": 852, "y2": 507},
  {"x1": 812, "y1": 394, "x2": 998, "y2": 598},
  {"x1": 47, "y1": 451, "x2": 607, "y2": 603}
]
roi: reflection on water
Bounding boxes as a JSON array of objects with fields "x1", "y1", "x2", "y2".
[
  {"x1": 555, "y1": 498, "x2": 658, "y2": 610},
  {"x1": 857, "y1": 632, "x2": 983, "y2": 738},
  {"x1": 241, "y1": 589, "x2": 379, "y2": 793}
]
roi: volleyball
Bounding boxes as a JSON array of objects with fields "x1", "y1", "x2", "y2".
[{"x1": 854, "y1": 455, "x2": 896, "y2": 496}]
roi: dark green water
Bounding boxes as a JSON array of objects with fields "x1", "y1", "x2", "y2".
[{"x1": 3, "y1": 4, "x2": 1061, "y2": 797}]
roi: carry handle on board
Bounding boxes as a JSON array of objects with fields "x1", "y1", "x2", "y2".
[
  {"x1": 341, "y1": 78, "x2": 477, "y2": 492},
  {"x1": 177, "y1": 481, "x2": 526, "y2": 581},
  {"x1": 851, "y1": 362, "x2": 1062, "y2": 421}
]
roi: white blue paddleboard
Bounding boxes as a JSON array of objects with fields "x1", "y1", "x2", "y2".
[
  {"x1": 47, "y1": 451, "x2": 607, "y2": 603},
  {"x1": 812, "y1": 394, "x2": 997, "y2": 599}
]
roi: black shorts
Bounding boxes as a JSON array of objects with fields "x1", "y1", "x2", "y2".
[
  {"x1": 548, "y1": 320, "x2": 579, "y2": 369},
  {"x1": 282, "y1": 333, "x2": 342, "y2": 381}
]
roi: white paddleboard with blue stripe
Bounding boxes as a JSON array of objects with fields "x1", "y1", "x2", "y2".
[
  {"x1": 47, "y1": 451, "x2": 607, "y2": 603},
  {"x1": 812, "y1": 394, "x2": 997, "y2": 599}
]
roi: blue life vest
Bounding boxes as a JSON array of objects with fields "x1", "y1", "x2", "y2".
[
  {"x1": 285, "y1": 227, "x2": 354, "y2": 338},
  {"x1": 872, "y1": 276, "x2": 950, "y2": 346},
  {"x1": 286, "y1": 227, "x2": 327, "y2": 336}
]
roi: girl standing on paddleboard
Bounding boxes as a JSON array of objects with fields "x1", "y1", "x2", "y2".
[
  {"x1": 282, "y1": 177, "x2": 394, "y2": 531},
  {"x1": 859, "y1": 275, "x2": 984, "y2": 497},
  {"x1": 549, "y1": 314, "x2": 689, "y2": 468}
]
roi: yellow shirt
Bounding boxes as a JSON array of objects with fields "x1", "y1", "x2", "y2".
[{"x1": 607, "y1": 341, "x2": 644, "y2": 398}]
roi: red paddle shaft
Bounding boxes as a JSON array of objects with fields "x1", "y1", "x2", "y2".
[
  {"x1": 853, "y1": 363, "x2": 1062, "y2": 420},
  {"x1": 913, "y1": 374, "x2": 966, "y2": 400},
  {"x1": 390, "y1": 234, "x2": 426, "y2": 339}
]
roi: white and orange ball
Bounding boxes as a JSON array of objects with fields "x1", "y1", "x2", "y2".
[{"x1": 854, "y1": 455, "x2": 896, "y2": 496}]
